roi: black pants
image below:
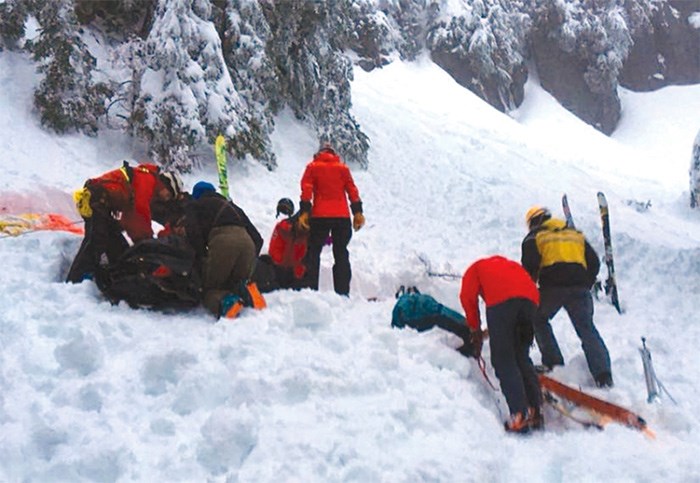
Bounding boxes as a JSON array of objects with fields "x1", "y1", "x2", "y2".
[
  {"x1": 486, "y1": 298, "x2": 541, "y2": 417},
  {"x1": 66, "y1": 213, "x2": 128, "y2": 283},
  {"x1": 303, "y1": 217, "x2": 352, "y2": 295}
]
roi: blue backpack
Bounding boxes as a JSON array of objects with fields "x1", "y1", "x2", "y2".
[{"x1": 391, "y1": 286, "x2": 475, "y2": 357}]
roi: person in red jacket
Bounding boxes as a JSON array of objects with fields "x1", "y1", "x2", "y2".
[
  {"x1": 297, "y1": 144, "x2": 365, "y2": 295},
  {"x1": 460, "y1": 255, "x2": 542, "y2": 434},
  {"x1": 66, "y1": 161, "x2": 177, "y2": 283},
  {"x1": 268, "y1": 198, "x2": 308, "y2": 289}
]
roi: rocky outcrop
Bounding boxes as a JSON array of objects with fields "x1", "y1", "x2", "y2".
[
  {"x1": 529, "y1": 6, "x2": 623, "y2": 135},
  {"x1": 430, "y1": 48, "x2": 528, "y2": 113},
  {"x1": 620, "y1": 1, "x2": 700, "y2": 91},
  {"x1": 531, "y1": 32, "x2": 620, "y2": 134}
]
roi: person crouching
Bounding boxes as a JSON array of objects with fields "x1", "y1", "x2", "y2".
[{"x1": 180, "y1": 181, "x2": 264, "y2": 318}]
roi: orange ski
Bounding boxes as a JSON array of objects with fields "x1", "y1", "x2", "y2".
[{"x1": 539, "y1": 374, "x2": 655, "y2": 438}]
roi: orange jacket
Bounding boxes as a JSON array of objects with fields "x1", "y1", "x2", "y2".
[
  {"x1": 460, "y1": 256, "x2": 540, "y2": 331},
  {"x1": 86, "y1": 163, "x2": 162, "y2": 242},
  {"x1": 300, "y1": 150, "x2": 362, "y2": 218},
  {"x1": 268, "y1": 218, "x2": 308, "y2": 278}
]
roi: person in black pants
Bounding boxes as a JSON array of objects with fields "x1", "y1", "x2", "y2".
[{"x1": 296, "y1": 144, "x2": 364, "y2": 295}]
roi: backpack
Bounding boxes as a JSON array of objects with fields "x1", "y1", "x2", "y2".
[
  {"x1": 95, "y1": 235, "x2": 201, "y2": 310},
  {"x1": 391, "y1": 288, "x2": 475, "y2": 358},
  {"x1": 251, "y1": 255, "x2": 281, "y2": 294}
]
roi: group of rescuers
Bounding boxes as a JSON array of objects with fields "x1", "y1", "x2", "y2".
[{"x1": 66, "y1": 143, "x2": 612, "y2": 435}]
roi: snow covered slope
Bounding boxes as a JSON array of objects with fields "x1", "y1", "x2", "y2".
[{"x1": 2, "y1": 51, "x2": 700, "y2": 481}]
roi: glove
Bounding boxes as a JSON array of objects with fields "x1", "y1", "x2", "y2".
[
  {"x1": 470, "y1": 329, "x2": 484, "y2": 359},
  {"x1": 296, "y1": 212, "x2": 310, "y2": 232},
  {"x1": 353, "y1": 212, "x2": 365, "y2": 231}
]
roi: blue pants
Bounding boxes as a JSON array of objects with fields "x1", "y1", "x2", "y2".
[
  {"x1": 534, "y1": 287, "x2": 611, "y2": 378},
  {"x1": 487, "y1": 298, "x2": 541, "y2": 417}
]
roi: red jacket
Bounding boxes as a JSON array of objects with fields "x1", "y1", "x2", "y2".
[
  {"x1": 87, "y1": 163, "x2": 162, "y2": 242},
  {"x1": 268, "y1": 218, "x2": 308, "y2": 278},
  {"x1": 300, "y1": 151, "x2": 361, "y2": 218},
  {"x1": 460, "y1": 255, "x2": 540, "y2": 331}
]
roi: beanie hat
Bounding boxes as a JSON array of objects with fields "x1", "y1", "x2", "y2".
[{"x1": 192, "y1": 181, "x2": 216, "y2": 200}]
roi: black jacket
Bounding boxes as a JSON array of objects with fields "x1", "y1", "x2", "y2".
[
  {"x1": 521, "y1": 218, "x2": 599, "y2": 289},
  {"x1": 183, "y1": 192, "x2": 263, "y2": 258}
]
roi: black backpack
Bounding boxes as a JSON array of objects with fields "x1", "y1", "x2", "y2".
[
  {"x1": 95, "y1": 236, "x2": 201, "y2": 310},
  {"x1": 251, "y1": 255, "x2": 281, "y2": 293}
]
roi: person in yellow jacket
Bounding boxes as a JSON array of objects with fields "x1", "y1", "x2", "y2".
[{"x1": 521, "y1": 206, "x2": 613, "y2": 388}]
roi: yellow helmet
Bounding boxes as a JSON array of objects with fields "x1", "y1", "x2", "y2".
[{"x1": 525, "y1": 206, "x2": 551, "y2": 228}]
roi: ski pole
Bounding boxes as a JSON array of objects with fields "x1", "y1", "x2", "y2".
[
  {"x1": 639, "y1": 337, "x2": 659, "y2": 403},
  {"x1": 639, "y1": 337, "x2": 678, "y2": 405}
]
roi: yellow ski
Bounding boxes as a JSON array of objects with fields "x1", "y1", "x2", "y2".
[{"x1": 214, "y1": 134, "x2": 229, "y2": 198}]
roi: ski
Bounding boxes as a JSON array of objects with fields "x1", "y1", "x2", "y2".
[
  {"x1": 214, "y1": 134, "x2": 230, "y2": 199},
  {"x1": 539, "y1": 374, "x2": 654, "y2": 438},
  {"x1": 562, "y1": 193, "x2": 576, "y2": 228},
  {"x1": 597, "y1": 192, "x2": 622, "y2": 314},
  {"x1": 542, "y1": 391, "x2": 604, "y2": 430}
]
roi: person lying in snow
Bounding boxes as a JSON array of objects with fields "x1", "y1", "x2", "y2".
[{"x1": 391, "y1": 286, "x2": 476, "y2": 358}]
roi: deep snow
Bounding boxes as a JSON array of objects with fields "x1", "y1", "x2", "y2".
[{"x1": 2, "y1": 51, "x2": 700, "y2": 482}]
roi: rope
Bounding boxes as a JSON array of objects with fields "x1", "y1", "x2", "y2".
[{"x1": 478, "y1": 356, "x2": 498, "y2": 391}]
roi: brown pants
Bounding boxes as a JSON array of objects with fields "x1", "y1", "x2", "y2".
[{"x1": 202, "y1": 225, "x2": 256, "y2": 315}]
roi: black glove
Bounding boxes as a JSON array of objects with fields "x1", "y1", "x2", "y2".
[{"x1": 470, "y1": 329, "x2": 484, "y2": 359}]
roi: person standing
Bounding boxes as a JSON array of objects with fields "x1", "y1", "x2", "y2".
[
  {"x1": 67, "y1": 161, "x2": 178, "y2": 283},
  {"x1": 181, "y1": 181, "x2": 264, "y2": 318},
  {"x1": 460, "y1": 255, "x2": 542, "y2": 434},
  {"x1": 297, "y1": 144, "x2": 364, "y2": 296},
  {"x1": 521, "y1": 206, "x2": 613, "y2": 388}
]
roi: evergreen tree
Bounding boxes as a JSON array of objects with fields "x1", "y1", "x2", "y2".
[
  {"x1": 131, "y1": 0, "x2": 254, "y2": 172},
  {"x1": 29, "y1": 0, "x2": 112, "y2": 136},
  {"x1": 329, "y1": 0, "x2": 396, "y2": 70},
  {"x1": 262, "y1": 1, "x2": 370, "y2": 167},
  {"x1": 426, "y1": 0, "x2": 531, "y2": 111},
  {"x1": 73, "y1": 0, "x2": 157, "y2": 39},
  {"x1": 531, "y1": 0, "x2": 632, "y2": 96},
  {"x1": 390, "y1": 0, "x2": 428, "y2": 61},
  {"x1": 0, "y1": 0, "x2": 28, "y2": 52},
  {"x1": 215, "y1": 0, "x2": 277, "y2": 169}
]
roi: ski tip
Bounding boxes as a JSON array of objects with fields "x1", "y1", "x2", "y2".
[{"x1": 642, "y1": 427, "x2": 656, "y2": 440}]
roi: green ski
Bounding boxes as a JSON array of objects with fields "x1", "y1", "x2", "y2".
[{"x1": 215, "y1": 134, "x2": 229, "y2": 198}]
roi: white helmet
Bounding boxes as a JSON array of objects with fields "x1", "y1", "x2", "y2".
[{"x1": 160, "y1": 171, "x2": 184, "y2": 197}]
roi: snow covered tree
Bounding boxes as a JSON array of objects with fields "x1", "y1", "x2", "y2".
[
  {"x1": 131, "y1": 0, "x2": 257, "y2": 172},
  {"x1": 28, "y1": 0, "x2": 112, "y2": 136},
  {"x1": 328, "y1": 0, "x2": 397, "y2": 71},
  {"x1": 73, "y1": 0, "x2": 157, "y2": 39},
  {"x1": 388, "y1": 0, "x2": 429, "y2": 61},
  {"x1": 690, "y1": 129, "x2": 700, "y2": 208},
  {"x1": 529, "y1": 0, "x2": 633, "y2": 133},
  {"x1": 426, "y1": 0, "x2": 531, "y2": 112},
  {"x1": 0, "y1": 0, "x2": 28, "y2": 51},
  {"x1": 215, "y1": 0, "x2": 277, "y2": 169},
  {"x1": 261, "y1": 1, "x2": 370, "y2": 167}
]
